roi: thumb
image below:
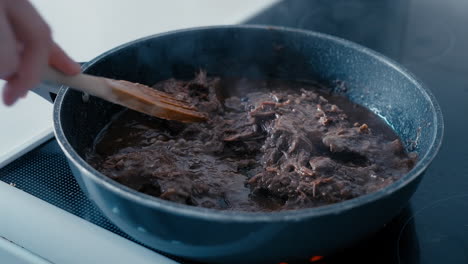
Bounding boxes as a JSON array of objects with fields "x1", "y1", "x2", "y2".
[{"x1": 49, "y1": 42, "x2": 81, "y2": 75}]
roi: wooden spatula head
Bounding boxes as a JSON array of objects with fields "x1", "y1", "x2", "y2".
[{"x1": 107, "y1": 80, "x2": 208, "y2": 123}]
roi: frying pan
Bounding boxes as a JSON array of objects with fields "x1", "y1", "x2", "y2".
[{"x1": 46, "y1": 25, "x2": 443, "y2": 263}]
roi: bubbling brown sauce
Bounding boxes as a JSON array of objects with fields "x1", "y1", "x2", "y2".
[{"x1": 86, "y1": 72, "x2": 416, "y2": 212}]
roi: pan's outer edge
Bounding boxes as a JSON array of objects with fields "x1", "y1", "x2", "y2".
[{"x1": 53, "y1": 25, "x2": 444, "y2": 223}]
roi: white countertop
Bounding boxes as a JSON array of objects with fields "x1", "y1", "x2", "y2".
[
  {"x1": 0, "y1": 0, "x2": 278, "y2": 168},
  {"x1": 0, "y1": 181, "x2": 179, "y2": 264}
]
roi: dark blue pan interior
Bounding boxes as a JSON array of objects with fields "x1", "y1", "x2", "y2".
[{"x1": 62, "y1": 26, "x2": 438, "y2": 156}]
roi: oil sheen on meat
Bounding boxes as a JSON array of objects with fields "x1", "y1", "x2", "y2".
[{"x1": 86, "y1": 72, "x2": 417, "y2": 212}]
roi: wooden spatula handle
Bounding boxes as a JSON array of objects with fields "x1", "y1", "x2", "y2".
[
  {"x1": 42, "y1": 66, "x2": 207, "y2": 123},
  {"x1": 42, "y1": 66, "x2": 113, "y2": 99}
]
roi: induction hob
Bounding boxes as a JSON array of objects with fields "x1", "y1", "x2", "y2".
[{"x1": 2, "y1": 0, "x2": 467, "y2": 263}]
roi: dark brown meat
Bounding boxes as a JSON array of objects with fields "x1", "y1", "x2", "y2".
[{"x1": 86, "y1": 72, "x2": 416, "y2": 212}]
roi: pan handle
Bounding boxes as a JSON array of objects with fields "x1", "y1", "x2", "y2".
[
  {"x1": 32, "y1": 81, "x2": 61, "y2": 103},
  {"x1": 32, "y1": 62, "x2": 86, "y2": 103}
]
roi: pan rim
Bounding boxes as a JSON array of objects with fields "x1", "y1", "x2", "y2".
[{"x1": 53, "y1": 25, "x2": 444, "y2": 223}]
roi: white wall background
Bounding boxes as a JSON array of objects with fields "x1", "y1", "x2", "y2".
[{"x1": 30, "y1": 0, "x2": 278, "y2": 62}]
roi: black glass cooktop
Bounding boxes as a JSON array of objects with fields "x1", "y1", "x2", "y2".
[{"x1": 2, "y1": 1, "x2": 467, "y2": 263}]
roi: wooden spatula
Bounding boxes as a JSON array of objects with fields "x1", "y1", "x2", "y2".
[{"x1": 43, "y1": 66, "x2": 207, "y2": 123}]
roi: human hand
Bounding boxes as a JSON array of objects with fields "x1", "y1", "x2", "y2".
[{"x1": 0, "y1": 0, "x2": 81, "y2": 105}]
